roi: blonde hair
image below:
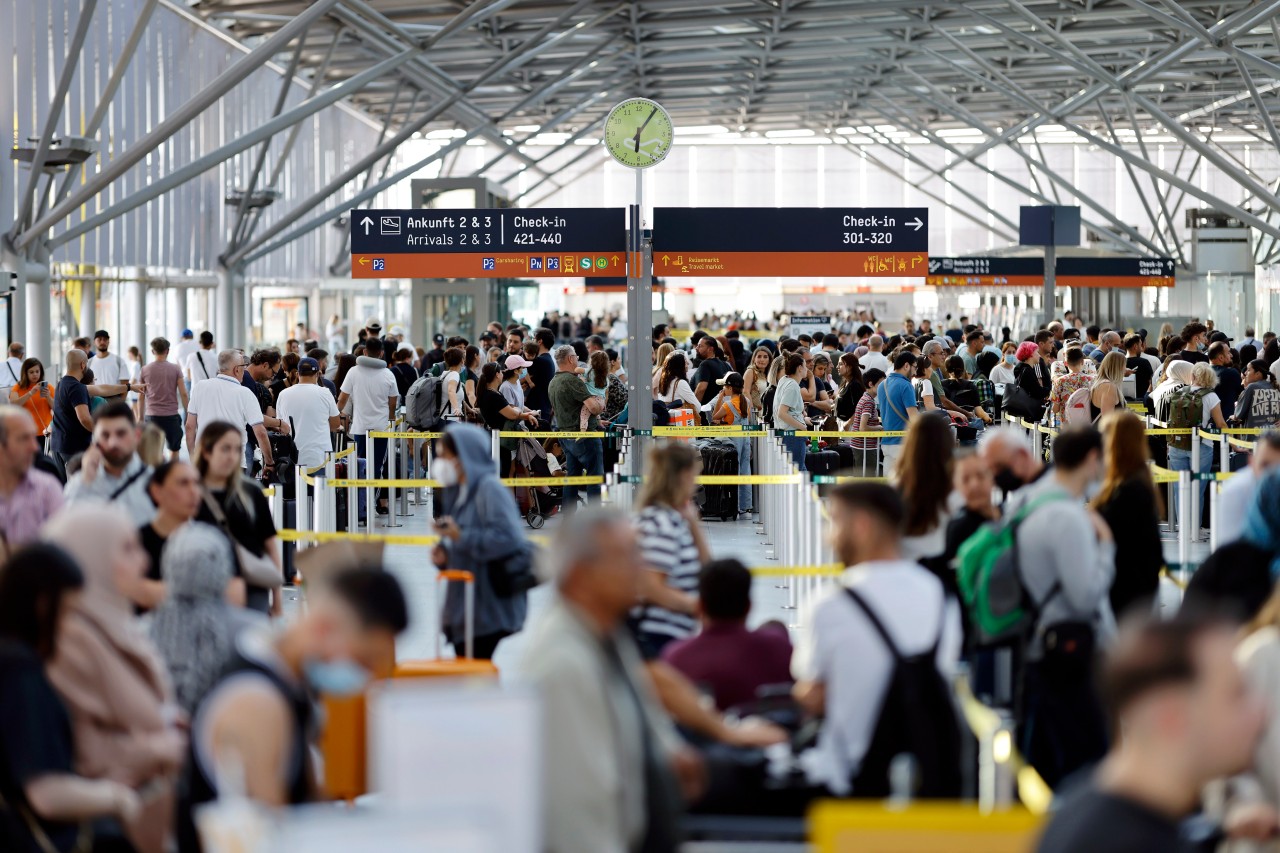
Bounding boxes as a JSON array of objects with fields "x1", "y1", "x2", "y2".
[
  {"x1": 138, "y1": 423, "x2": 167, "y2": 467},
  {"x1": 1192, "y1": 362, "x2": 1219, "y2": 389},
  {"x1": 636, "y1": 442, "x2": 701, "y2": 510},
  {"x1": 654, "y1": 343, "x2": 674, "y2": 371},
  {"x1": 1098, "y1": 350, "x2": 1127, "y2": 385}
]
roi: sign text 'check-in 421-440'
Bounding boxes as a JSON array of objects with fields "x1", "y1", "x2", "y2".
[{"x1": 349, "y1": 207, "x2": 626, "y2": 279}]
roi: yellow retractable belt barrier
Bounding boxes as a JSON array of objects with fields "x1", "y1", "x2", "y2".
[
  {"x1": 748, "y1": 565, "x2": 842, "y2": 577},
  {"x1": 1145, "y1": 427, "x2": 1194, "y2": 436},
  {"x1": 496, "y1": 430, "x2": 606, "y2": 439},
  {"x1": 366, "y1": 430, "x2": 443, "y2": 439},
  {"x1": 1224, "y1": 427, "x2": 1265, "y2": 435},
  {"x1": 696, "y1": 474, "x2": 803, "y2": 486},
  {"x1": 277, "y1": 529, "x2": 441, "y2": 546},
  {"x1": 330, "y1": 446, "x2": 356, "y2": 460},
  {"x1": 501, "y1": 475, "x2": 605, "y2": 487},
  {"x1": 1199, "y1": 431, "x2": 1223, "y2": 443},
  {"x1": 1229, "y1": 436, "x2": 1258, "y2": 450},
  {"x1": 1150, "y1": 464, "x2": 1180, "y2": 484},
  {"x1": 328, "y1": 479, "x2": 443, "y2": 488}
]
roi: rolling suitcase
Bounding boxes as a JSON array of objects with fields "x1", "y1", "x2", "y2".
[
  {"x1": 827, "y1": 442, "x2": 856, "y2": 471},
  {"x1": 696, "y1": 438, "x2": 738, "y2": 521},
  {"x1": 395, "y1": 570, "x2": 500, "y2": 674},
  {"x1": 805, "y1": 449, "x2": 840, "y2": 475}
]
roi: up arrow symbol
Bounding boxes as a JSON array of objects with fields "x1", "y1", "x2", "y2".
[{"x1": 360, "y1": 216, "x2": 373, "y2": 235}]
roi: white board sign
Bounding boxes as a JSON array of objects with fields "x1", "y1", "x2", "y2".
[{"x1": 789, "y1": 314, "x2": 832, "y2": 340}]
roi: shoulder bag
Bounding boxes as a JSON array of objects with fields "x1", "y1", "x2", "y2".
[{"x1": 201, "y1": 488, "x2": 281, "y2": 590}]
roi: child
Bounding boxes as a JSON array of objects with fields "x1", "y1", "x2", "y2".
[{"x1": 581, "y1": 351, "x2": 610, "y2": 431}]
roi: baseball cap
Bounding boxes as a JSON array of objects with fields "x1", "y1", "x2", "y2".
[
  {"x1": 389, "y1": 325, "x2": 406, "y2": 337},
  {"x1": 181, "y1": 329, "x2": 193, "y2": 338},
  {"x1": 716, "y1": 371, "x2": 745, "y2": 388},
  {"x1": 366, "y1": 318, "x2": 382, "y2": 332},
  {"x1": 298, "y1": 357, "x2": 320, "y2": 376},
  {"x1": 93, "y1": 329, "x2": 110, "y2": 339},
  {"x1": 505, "y1": 354, "x2": 533, "y2": 371},
  {"x1": 397, "y1": 343, "x2": 415, "y2": 355},
  {"x1": 1209, "y1": 330, "x2": 1232, "y2": 344},
  {"x1": 433, "y1": 333, "x2": 446, "y2": 345}
]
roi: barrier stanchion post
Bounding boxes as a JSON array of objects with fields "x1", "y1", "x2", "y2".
[
  {"x1": 490, "y1": 428, "x2": 501, "y2": 473},
  {"x1": 1190, "y1": 428, "x2": 1201, "y2": 541},
  {"x1": 295, "y1": 465, "x2": 310, "y2": 550},
  {"x1": 314, "y1": 476, "x2": 329, "y2": 534},
  {"x1": 979, "y1": 712, "x2": 1017, "y2": 812},
  {"x1": 1219, "y1": 430, "x2": 1230, "y2": 476},
  {"x1": 1210, "y1": 478, "x2": 1219, "y2": 553},
  {"x1": 1178, "y1": 470, "x2": 1191, "y2": 575},
  {"x1": 397, "y1": 434, "x2": 410, "y2": 517},
  {"x1": 268, "y1": 480, "x2": 284, "y2": 532}
]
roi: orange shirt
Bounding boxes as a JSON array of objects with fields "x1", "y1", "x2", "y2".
[{"x1": 12, "y1": 383, "x2": 54, "y2": 433}]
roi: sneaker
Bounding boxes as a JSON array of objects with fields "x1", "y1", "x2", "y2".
[{"x1": 738, "y1": 509, "x2": 754, "y2": 518}]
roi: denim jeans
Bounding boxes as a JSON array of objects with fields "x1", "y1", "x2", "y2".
[
  {"x1": 782, "y1": 434, "x2": 808, "y2": 468},
  {"x1": 728, "y1": 435, "x2": 753, "y2": 513},
  {"x1": 1167, "y1": 442, "x2": 1213, "y2": 527},
  {"x1": 561, "y1": 437, "x2": 603, "y2": 507}
]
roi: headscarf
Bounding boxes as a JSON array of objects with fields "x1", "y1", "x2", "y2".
[
  {"x1": 1243, "y1": 468, "x2": 1280, "y2": 580},
  {"x1": 148, "y1": 522, "x2": 239, "y2": 712},
  {"x1": 1166, "y1": 359, "x2": 1195, "y2": 386},
  {"x1": 42, "y1": 503, "x2": 163, "y2": 668}
]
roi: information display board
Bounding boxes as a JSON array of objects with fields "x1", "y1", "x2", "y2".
[
  {"x1": 652, "y1": 207, "x2": 928, "y2": 277},
  {"x1": 1055, "y1": 256, "x2": 1176, "y2": 288},
  {"x1": 926, "y1": 257, "x2": 1043, "y2": 287},
  {"x1": 349, "y1": 207, "x2": 627, "y2": 279}
]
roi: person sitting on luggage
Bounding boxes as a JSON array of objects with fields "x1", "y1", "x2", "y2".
[
  {"x1": 709, "y1": 373, "x2": 753, "y2": 518},
  {"x1": 941, "y1": 356, "x2": 993, "y2": 425},
  {"x1": 792, "y1": 482, "x2": 963, "y2": 797},
  {"x1": 661, "y1": 559, "x2": 793, "y2": 713}
]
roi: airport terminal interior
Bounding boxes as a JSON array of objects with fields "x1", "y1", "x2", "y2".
[{"x1": 11, "y1": 1, "x2": 1280, "y2": 851}]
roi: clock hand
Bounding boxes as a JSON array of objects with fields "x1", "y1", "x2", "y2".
[{"x1": 634, "y1": 107, "x2": 659, "y2": 154}]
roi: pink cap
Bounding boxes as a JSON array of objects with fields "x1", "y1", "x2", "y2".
[{"x1": 504, "y1": 354, "x2": 533, "y2": 371}]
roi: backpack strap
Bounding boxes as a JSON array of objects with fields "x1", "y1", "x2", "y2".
[
  {"x1": 108, "y1": 462, "x2": 150, "y2": 501},
  {"x1": 843, "y1": 588, "x2": 904, "y2": 661}
]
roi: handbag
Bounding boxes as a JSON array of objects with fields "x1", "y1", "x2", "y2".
[
  {"x1": 201, "y1": 489, "x2": 282, "y2": 590},
  {"x1": 487, "y1": 546, "x2": 538, "y2": 597},
  {"x1": 1040, "y1": 620, "x2": 1096, "y2": 681},
  {"x1": 1003, "y1": 382, "x2": 1042, "y2": 420}
]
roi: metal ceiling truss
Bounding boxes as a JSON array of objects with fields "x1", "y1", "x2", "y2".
[{"x1": 15, "y1": 0, "x2": 1280, "y2": 269}]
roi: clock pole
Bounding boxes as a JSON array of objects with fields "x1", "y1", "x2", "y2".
[{"x1": 626, "y1": 167, "x2": 654, "y2": 456}]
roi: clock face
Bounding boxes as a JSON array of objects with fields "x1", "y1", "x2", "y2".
[{"x1": 603, "y1": 98, "x2": 674, "y2": 169}]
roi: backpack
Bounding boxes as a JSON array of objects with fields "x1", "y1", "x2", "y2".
[
  {"x1": 404, "y1": 374, "x2": 446, "y2": 431},
  {"x1": 1166, "y1": 385, "x2": 1210, "y2": 451},
  {"x1": 760, "y1": 385, "x2": 777, "y2": 424},
  {"x1": 650, "y1": 399, "x2": 671, "y2": 426},
  {"x1": 843, "y1": 588, "x2": 963, "y2": 799},
  {"x1": 955, "y1": 493, "x2": 1067, "y2": 646},
  {"x1": 1062, "y1": 385, "x2": 1093, "y2": 425}
]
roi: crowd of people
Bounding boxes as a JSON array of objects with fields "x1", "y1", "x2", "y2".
[{"x1": 6, "y1": 306, "x2": 1280, "y2": 852}]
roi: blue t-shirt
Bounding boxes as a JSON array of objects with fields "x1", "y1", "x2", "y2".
[
  {"x1": 876, "y1": 372, "x2": 916, "y2": 446},
  {"x1": 51, "y1": 375, "x2": 92, "y2": 454}
]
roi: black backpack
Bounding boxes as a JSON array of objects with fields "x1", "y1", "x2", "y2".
[
  {"x1": 761, "y1": 385, "x2": 777, "y2": 424},
  {"x1": 843, "y1": 588, "x2": 963, "y2": 799}
]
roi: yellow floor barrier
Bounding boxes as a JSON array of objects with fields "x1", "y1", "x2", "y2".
[{"x1": 809, "y1": 801, "x2": 1043, "y2": 853}]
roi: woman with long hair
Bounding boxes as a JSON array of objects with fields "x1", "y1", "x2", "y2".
[
  {"x1": 0, "y1": 543, "x2": 145, "y2": 853},
  {"x1": 1234, "y1": 359, "x2": 1280, "y2": 428},
  {"x1": 897, "y1": 414, "x2": 955, "y2": 581},
  {"x1": 632, "y1": 442, "x2": 709, "y2": 657},
  {"x1": 835, "y1": 352, "x2": 865, "y2": 426},
  {"x1": 333, "y1": 352, "x2": 358, "y2": 429},
  {"x1": 462, "y1": 344, "x2": 483, "y2": 412},
  {"x1": 652, "y1": 342, "x2": 675, "y2": 386},
  {"x1": 7, "y1": 356, "x2": 54, "y2": 436},
  {"x1": 137, "y1": 460, "x2": 233, "y2": 613},
  {"x1": 586, "y1": 351, "x2": 627, "y2": 424},
  {"x1": 1092, "y1": 411, "x2": 1164, "y2": 618},
  {"x1": 913, "y1": 354, "x2": 941, "y2": 411},
  {"x1": 193, "y1": 422, "x2": 281, "y2": 615},
  {"x1": 655, "y1": 351, "x2": 699, "y2": 411},
  {"x1": 1088, "y1": 351, "x2": 1126, "y2": 421},
  {"x1": 742, "y1": 346, "x2": 773, "y2": 416}
]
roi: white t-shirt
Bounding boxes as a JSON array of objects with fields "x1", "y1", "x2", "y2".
[
  {"x1": 174, "y1": 339, "x2": 199, "y2": 375},
  {"x1": 1188, "y1": 384, "x2": 1222, "y2": 427},
  {"x1": 441, "y1": 370, "x2": 463, "y2": 417},
  {"x1": 187, "y1": 374, "x2": 263, "y2": 445},
  {"x1": 792, "y1": 561, "x2": 962, "y2": 795},
  {"x1": 912, "y1": 377, "x2": 934, "y2": 406},
  {"x1": 189, "y1": 349, "x2": 219, "y2": 384},
  {"x1": 858, "y1": 351, "x2": 891, "y2": 375},
  {"x1": 340, "y1": 364, "x2": 398, "y2": 435},
  {"x1": 1, "y1": 357, "x2": 23, "y2": 396},
  {"x1": 275, "y1": 383, "x2": 339, "y2": 467},
  {"x1": 91, "y1": 351, "x2": 128, "y2": 385}
]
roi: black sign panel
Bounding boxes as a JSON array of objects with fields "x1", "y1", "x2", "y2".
[
  {"x1": 1055, "y1": 256, "x2": 1176, "y2": 277},
  {"x1": 349, "y1": 207, "x2": 626, "y2": 254},
  {"x1": 652, "y1": 207, "x2": 929, "y2": 253},
  {"x1": 927, "y1": 257, "x2": 1043, "y2": 276}
]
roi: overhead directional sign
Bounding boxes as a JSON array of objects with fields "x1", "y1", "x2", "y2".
[
  {"x1": 927, "y1": 256, "x2": 1044, "y2": 287},
  {"x1": 652, "y1": 207, "x2": 928, "y2": 277},
  {"x1": 1056, "y1": 255, "x2": 1176, "y2": 288},
  {"x1": 349, "y1": 207, "x2": 627, "y2": 279},
  {"x1": 927, "y1": 255, "x2": 1176, "y2": 288}
]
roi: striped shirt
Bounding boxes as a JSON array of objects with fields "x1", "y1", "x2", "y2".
[
  {"x1": 634, "y1": 505, "x2": 701, "y2": 642},
  {"x1": 850, "y1": 391, "x2": 879, "y2": 450}
]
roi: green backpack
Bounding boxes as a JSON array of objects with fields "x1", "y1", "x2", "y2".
[
  {"x1": 1165, "y1": 385, "x2": 1210, "y2": 451},
  {"x1": 955, "y1": 493, "x2": 1066, "y2": 646}
]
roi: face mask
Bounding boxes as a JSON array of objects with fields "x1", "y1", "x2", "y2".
[
  {"x1": 1197, "y1": 341, "x2": 1207, "y2": 352},
  {"x1": 994, "y1": 468, "x2": 1024, "y2": 494},
  {"x1": 1005, "y1": 354, "x2": 1017, "y2": 365},
  {"x1": 304, "y1": 658, "x2": 370, "y2": 697},
  {"x1": 431, "y1": 457, "x2": 460, "y2": 488},
  {"x1": 1084, "y1": 478, "x2": 1102, "y2": 502}
]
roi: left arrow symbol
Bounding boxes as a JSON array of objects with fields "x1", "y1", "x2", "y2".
[
  {"x1": 358, "y1": 257, "x2": 370, "y2": 266},
  {"x1": 360, "y1": 216, "x2": 373, "y2": 235},
  {"x1": 907, "y1": 217, "x2": 924, "y2": 231}
]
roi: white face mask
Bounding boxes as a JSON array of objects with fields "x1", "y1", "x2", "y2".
[{"x1": 431, "y1": 457, "x2": 460, "y2": 488}]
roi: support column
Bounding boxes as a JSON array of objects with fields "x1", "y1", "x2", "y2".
[
  {"x1": 167, "y1": 288, "x2": 187, "y2": 336},
  {"x1": 2, "y1": 239, "x2": 27, "y2": 353},
  {"x1": 131, "y1": 281, "x2": 148, "y2": 359},
  {"x1": 79, "y1": 270, "x2": 97, "y2": 339},
  {"x1": 625, "y1": 193, "x2": 654, "y2": 468},
  {"x1": 1042, "y1": 245, "x2": 1056, "y2": 326},
  {"x1": 217, "y1": 264, "x2": 243, "y2": 350}
]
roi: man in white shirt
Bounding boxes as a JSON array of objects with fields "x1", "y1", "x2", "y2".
[
  {"x1": 188, "y1": 331, "x2": 219, "y2": 386},
  {"x1": 184, "y1": 349, "x2": 274, "y2": 472},
  {"x1": 275, "y1": 358, "x2": 340, "y2": 468},
  {"x1": 173, "y1": 329, "x2": 199, "y2": 392},
  {"x1": 1, "y1": 342, "x2": 25, "y2": 398},
  {"x1": 792, "y1": 482, "x2": 962, "y2": 796},
  {"x1": 1217, "y1": 432, "x2": 1280, "y2": 545},
  {"x1": 857, "y1": 335, "x2": 891, "y2": 375},
  {"x1": 64, "y1": 400, "x2": 155, "y2": 526},
  {"x1": 337, "y1": 336, "x2": 398, "y2": 512},
  {"x1": 90, "y1": 330, "x2": 130, "y2": 403}
]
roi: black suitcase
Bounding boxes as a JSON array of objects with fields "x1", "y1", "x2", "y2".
[
  {"x1": 805, "y1": 449, "x2": 840, "y2": 475},
  {"x1": 333, "y1": 459, "x2": 349, "y2": 531},
  {"x1": 696, "y1": 438, "x2": 738, "y2": 521},
  {"x1": 827, "y1": 443, "x2": 855, "y2": 471}
]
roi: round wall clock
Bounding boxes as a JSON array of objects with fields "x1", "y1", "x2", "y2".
[{"x1": 603, "y1": 98, "x2": 674, "y2": 169}]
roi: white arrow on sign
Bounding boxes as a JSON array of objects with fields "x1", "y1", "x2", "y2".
[
  {"x1": 907, "y1": 217, "x2": 924, "y2": 231},
  {"x1": 360, "y1": 215, "x2": 373, "y2": 235},
  {"x1": 1166, "y1": 260, "x2": 1174, "y2": 271}
]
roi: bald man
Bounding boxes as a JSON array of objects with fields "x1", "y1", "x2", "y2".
[
  {"x1": 50, "y1": 351, "x2": 96, "y2": 475},
  {"x1": 0, "y1": 406, "x2": 63, "y2": 554}
]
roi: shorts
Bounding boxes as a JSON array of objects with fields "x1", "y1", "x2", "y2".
[{"x1": 146, "y1": 414, "x2": 183, "y2": 451}]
